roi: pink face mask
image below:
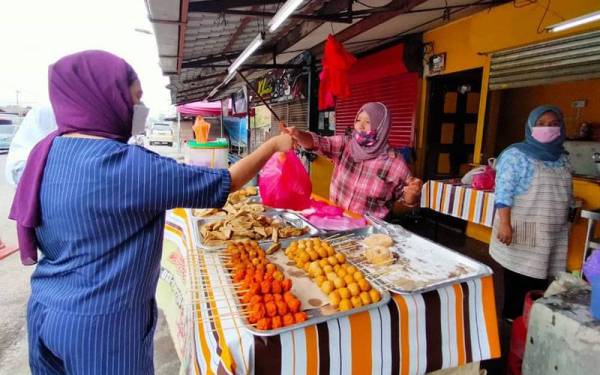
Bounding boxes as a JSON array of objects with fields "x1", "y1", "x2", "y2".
[{"x1": 532, "y1": 126, "x2": 561, "y2": 143}]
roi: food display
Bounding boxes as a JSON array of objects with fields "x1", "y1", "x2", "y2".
[
  {"x1": 193, "y1": 186, "x2": 262, "y2": 218},
  {"x1": 224, "y1": 241, "x2": 307, "y2": 330},
  {"x1": 200, "y1": 214, "x2": 309, "y2": 246},
  {"x1": 284, "y1": 238, "x2": 381, "y2": 311},
  {"x1": 361, "y1": 233, "x2": 395, "y2": 265}
]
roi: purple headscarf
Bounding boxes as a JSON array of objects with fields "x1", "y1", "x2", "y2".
[
  {"x1": 9, "y1": 50, "x2": 138, "y2": 265},
  {"x1": 349, "y1": 102, "x2": 391, "y2": 162}
]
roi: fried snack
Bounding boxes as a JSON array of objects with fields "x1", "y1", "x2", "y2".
[
  {"x1": 283, "y1": 238, "x2": 380, "y2": 312},
  {"x1": 257, "y1": 318, "x2": 271, "y2": 330},
  {"x1": 272, "y1": 316, "x2": 283, "y2": 329},
  {"x1": 192, "y1": 186, "x2": 261, "y2": 218},
  {"x1": 361, "y1": 233, "x2": 394, "y2": 248},
  {"x1": 283, "y1": 313, "x2": 295, "y2": 327},
  {"x1": 294, "y1": 312, "x2": 307, "y2": 323},
  {"x1": 364, "y1": 246, "x2": 394, "y2": 266},
  {"x1": 200, "y1": 213, "x2": 308, "y2": 246}
]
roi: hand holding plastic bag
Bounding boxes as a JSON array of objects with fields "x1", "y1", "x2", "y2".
[{"x1": 259, "y1": 150, "x2": 312, "y2": 210}]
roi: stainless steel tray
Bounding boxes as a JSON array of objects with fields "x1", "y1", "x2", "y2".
[
  {"x1": 200, "y1": 248, "x2": 391, "y2": 337},
  {"x1": 327, "y1": 221, "x2": 493, "y2": 295},
  {"x1": 193, "y1": 211, "x2": 321, "y2": 251}
]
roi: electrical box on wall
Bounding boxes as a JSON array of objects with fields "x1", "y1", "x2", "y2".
[{"x1": 571, "y1": 99, "x2": 587, "y2": 108}]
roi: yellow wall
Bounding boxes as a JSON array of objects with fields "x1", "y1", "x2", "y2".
[
  {"x1": 310, "y1": 155, "x2": 334, "y2": 199},
  {"x1": 420, "y1": 0, "x2": 600, "y2": 165}
]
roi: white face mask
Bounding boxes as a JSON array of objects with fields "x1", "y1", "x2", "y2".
[{"x1": 131, "y1": 103, "x2": 150, "y2": 136}]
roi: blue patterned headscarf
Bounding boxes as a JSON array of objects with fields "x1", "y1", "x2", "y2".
[{"x1": 510, "y1": 105, "x2": 566, "y2": 162}]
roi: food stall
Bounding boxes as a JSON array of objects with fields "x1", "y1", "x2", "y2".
[
  {"x1": 146, "y1": 1, "x2": 506, "y2": 373},
  {"x1": 158, "y1": 191, "x2": 500, "y2": 374}
]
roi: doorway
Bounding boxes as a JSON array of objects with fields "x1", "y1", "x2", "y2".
[{"x1": 424, "y1": 68, "x2": 482, "y2": 180}]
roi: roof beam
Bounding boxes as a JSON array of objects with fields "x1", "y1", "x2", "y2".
[
  {"x1": 309, "y1": 0, "x2": 429, "y2": 56},
  {"x1": 189, "y1": 9, "x2": 352, "y2": 23},
  {"x1": 188, "y1": 0, "x2": 285, "y2": 13}
]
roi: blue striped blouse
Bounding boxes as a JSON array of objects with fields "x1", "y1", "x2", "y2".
[{"x1": 32, "y1": 137, "x2": 230, "y2": 314}]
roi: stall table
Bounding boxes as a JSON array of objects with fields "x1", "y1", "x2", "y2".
[
  {"x1": 420, "y1": 181, "x2": 496, "y2": 228},
  {"x1": 157, "y1": 208, "x2": 500, "y2": 374}
]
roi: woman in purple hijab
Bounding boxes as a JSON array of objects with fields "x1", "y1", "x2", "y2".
[
  {"x1": 282, "y1": 102, "x2": 422, "y2": 218},
  {"x1": 10, "y1": 50, "x2": 292, "y2": 374}
]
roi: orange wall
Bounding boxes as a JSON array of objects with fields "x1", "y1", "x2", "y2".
[{"x1": 494, "y1": 79, "x2": 600, "y2": 153}]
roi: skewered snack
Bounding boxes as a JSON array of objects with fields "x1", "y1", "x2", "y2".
[
  {"x1": 200, "y1": 213, "x2": 309, "y2": 246},
  {"x1": 361, "y1": 233, "x2": 394, "y2": 248},
  {"x1": 361, "y1": 234, "x2": 395, "y2": 266},
  {"x1": 284, "y1": 238, "x2": 378, "y2": 312},
  {"x1": 364, "y1": 246, "x2": 394, "y2": 266},
  {"x1": 224, "y1": 241, "x2": 307, "y2": 330},
  {"x1": 193, "y1": 186, "x2": 261, "y2": 217}
]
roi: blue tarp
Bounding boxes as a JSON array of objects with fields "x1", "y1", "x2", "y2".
[{"x1": 222, "y1": 117, "x2": 247, "y2": 147}]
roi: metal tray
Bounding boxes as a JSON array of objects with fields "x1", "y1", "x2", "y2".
[
  {"x1": 327, "y1": 222, "x2": 493, "y2": 295},
  {"x1": 193, "y1": 211, "x2": 321, "y2": 251},
  {"x1": 200, "y1": 246, "x2": 391, "y2": 337}
]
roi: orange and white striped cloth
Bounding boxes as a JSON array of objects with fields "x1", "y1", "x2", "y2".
[
  {"x1": 160, "y1": 209, "x2": 501, "y2": 375},
  {"x1": 420, "y1": 181, "x2": 496, "y2": 228}
]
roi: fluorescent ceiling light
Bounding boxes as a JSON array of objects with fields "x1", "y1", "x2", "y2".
[
  {"x1": 227, "y1": 32, "x2": 264, "y2": 74},
  {"x1": 268, "y1": 0, "x2": 304, "y2": 32},
  {"x1": 208, "y1": 84, "x2": 222, "y2": 99},
  {"x1": 223, "y1": 71, "x2": 236, "y2": 85},
  {"x1": 547, "y1": 10, "x2": 600, "y2": 32}
]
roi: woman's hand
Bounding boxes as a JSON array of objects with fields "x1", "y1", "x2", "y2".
[
  {"x1": 279, "y1": 123, "x2": 315, "y2": 149},
  {"x1": 280, "y1": 124, "x2": 300, "y2": 139},
  {"x1": 271, "y1": 134, "x2": 294, "y2": 153},
  {"x1": 402, "y1": 177, "x2": 422, "y2": 206},
  {"x1": 497, "y1": 221, "x2": 513, "y2": 245}
]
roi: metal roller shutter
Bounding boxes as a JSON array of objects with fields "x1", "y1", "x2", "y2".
[
  {"x1": 489, "y1": 30, "x2": 600, "y2": 90},
  {"x1": 335, "y1": 72, "x2": 419, "y2": 147},
  {"x1": 270, "y1": 100, "x2": 309, "y2": 131}
]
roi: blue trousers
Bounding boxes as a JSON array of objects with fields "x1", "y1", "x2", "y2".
[{"x1": 27, "y1": 298, "x2": 157, "y2": 374}]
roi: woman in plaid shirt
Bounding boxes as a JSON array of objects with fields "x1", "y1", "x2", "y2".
[{"x1": 282, "y1": 102, "x2": 421, "y2": 218}]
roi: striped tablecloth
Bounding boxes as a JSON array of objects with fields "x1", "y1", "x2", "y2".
[
  {"x1": 159, "y1": 209, "x2": 500, "y2": 375},
  {"x1": 420, "y1": 181, "x2": 496, "y2": 228}
]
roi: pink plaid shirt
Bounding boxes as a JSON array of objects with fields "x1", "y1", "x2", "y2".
[{"x1": 310, "y1": 134, "x2": 412, "y2": 218}]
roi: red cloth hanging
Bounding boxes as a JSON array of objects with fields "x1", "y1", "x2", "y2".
[{"x1": 318, "y1": 34, "x2": 357, "y2": 110}]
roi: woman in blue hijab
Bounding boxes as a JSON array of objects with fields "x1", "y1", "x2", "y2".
[{"x1": 490, "y1": 105, "x2": 572, "y2": 320}]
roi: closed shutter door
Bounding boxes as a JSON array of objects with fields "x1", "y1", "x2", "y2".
[
  {"x1": 335, "y1": 72, "x2": 418, "y2": 147},
  {"x1": 489, "y1": 30, "x2": 600, "y2": 90},
  {"x1": 270, "y1": 100, "x2": 309, "y2": 131}
]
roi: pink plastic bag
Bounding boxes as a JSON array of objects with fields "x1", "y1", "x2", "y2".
[
  {"x1": 259, "y1": 151, "x2": 312, "y2": 210},
  {"x1": 472, "y1": 166, "x2": 496, "y2": 190},
  {"x1": 300, "y1": 199, "x2": 367, "y2": 231}
]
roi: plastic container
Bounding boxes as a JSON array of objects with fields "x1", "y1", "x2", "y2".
[
  {"x1": 591, "y1": 276, "x2": 600, "y2": 319},
  {"x1": 185, "y1": 138, "x2": 229, "y2": 169}
]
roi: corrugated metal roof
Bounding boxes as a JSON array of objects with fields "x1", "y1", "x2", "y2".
[{"x1": 147, "y1": 0, "x2": 507, "y2": 104}]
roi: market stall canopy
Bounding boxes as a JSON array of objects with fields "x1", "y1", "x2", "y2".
[
  {"x1": 146, "y1": 0, "x2": 510, "y2": 104},
  {"x1": 176, "y1": 101, "x2": 231, "y2": 116}
]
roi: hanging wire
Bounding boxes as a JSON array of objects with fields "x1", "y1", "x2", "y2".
[{"x1": 536, "y1": 0, "x2": 551, "y2": 33}]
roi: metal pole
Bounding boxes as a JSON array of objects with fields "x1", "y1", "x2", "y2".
[
  {"x1": 235, "y1": 70, "x2": 281, "y2": 123},
  {"x1": 177, "y1": 111, "x2": 181, "y2": 153}
]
